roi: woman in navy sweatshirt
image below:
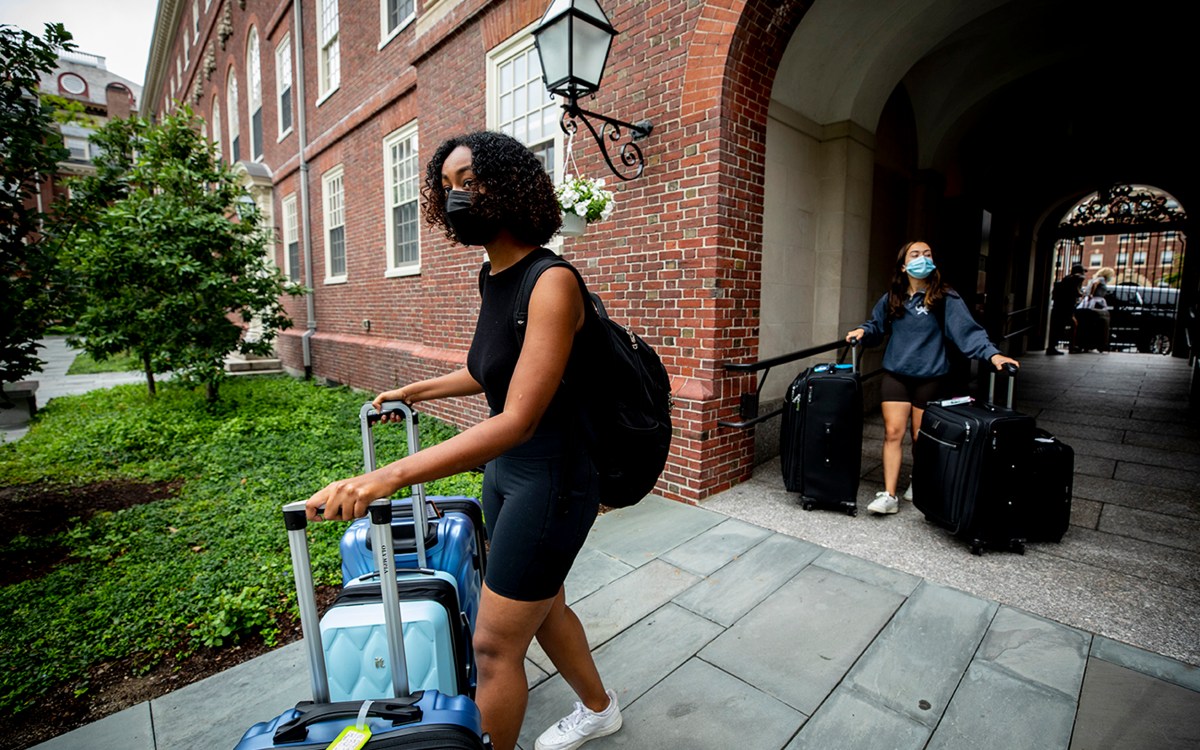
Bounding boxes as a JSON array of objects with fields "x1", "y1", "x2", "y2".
[{"x1": 846, "y1": 241, "x2": 1020, "y2": 515}]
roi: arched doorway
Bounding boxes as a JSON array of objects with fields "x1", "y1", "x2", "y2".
[{"x1": 1049, "y1": 184, "x2": 1189, "y2": 355}]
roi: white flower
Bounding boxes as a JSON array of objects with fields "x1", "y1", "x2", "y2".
[{"x1": 574, "y1": 202, "x2": 589, "y2": 217}]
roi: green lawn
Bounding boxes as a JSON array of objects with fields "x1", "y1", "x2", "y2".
[
  {"x1": 0, "y1": 375, "x2": 481, "y2": 716},
  {"x1": 65, "y1": 348, "x2": 141, "y2": 375}
]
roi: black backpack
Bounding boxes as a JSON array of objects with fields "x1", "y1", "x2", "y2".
[{"x1": 514, "y1": 256, "x2": 673, "y2": 508}]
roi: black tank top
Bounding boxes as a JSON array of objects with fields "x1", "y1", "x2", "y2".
[{"x1": 467, "y1": 248, "x2": 599, "y2": 436}]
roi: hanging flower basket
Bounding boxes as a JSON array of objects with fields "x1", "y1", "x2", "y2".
[{"x1": 555, "y1": 174, "x2": 615, "y2": 238}]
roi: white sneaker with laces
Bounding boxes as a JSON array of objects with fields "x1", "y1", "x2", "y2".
[
  {"x1": 868, "y1": 491, "x2": 899, "y2": 515},
  {"x1": 535, "y1": 689, "x2": 623, "y2": 750}
]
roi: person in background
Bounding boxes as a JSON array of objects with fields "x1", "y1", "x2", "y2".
[
  {"x1": 1075, "y1": 266, "x2": 1115, "y2": 353},
  {"x1": 846, "y1": 241, "x2": 1020, "y2": 515},
  {"x1": 1047, "y1": 263, "x2": 1087, "y2": 355},
  {"x1": 304, "y1": 131, "x2": 621, "y2": 750}
]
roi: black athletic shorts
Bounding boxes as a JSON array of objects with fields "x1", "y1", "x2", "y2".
[
  {"x1": 481, "y1": 432, "x2": 600, "y2": 602},
  {"x1": 880, "y1": 371, "x2": 949, "y2": 408}
]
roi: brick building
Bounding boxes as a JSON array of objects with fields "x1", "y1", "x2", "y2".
[{"x1": 143, "y1": 0, "x2": 1196, "y2": 503}]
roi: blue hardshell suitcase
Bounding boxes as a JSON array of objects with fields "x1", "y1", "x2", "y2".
[{"x1": 234, "y1": 491, "x2": 492, "y2": 749}]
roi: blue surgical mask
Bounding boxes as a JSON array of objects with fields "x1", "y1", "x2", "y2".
[{"x1": 905, "y1": 256, "x2": 936, "y2": 279}]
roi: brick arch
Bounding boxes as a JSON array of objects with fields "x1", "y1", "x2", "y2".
[{"x1": 667, "y1": 0, "x2": 810, "y2": 499}]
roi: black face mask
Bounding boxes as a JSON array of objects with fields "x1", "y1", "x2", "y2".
[{"x1": 445, "y1": 189, "x2": 501, "y2": 246}]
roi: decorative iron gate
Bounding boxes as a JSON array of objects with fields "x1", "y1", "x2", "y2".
[{"x1": 1051, "y1": 184, "x2": 1188, "y2": 353}]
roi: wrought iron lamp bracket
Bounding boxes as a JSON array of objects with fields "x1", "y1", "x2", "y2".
[{"x1": 560, "y1": 101, "x2": 653, "y2": 181}]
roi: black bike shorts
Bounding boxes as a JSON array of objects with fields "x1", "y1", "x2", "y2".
[
  {"x1": 880, "y1": 370, "x2": 950, "y2": 408},
  {"x1": 481, "y1": 432, "x2": 600, "y2": 602}
]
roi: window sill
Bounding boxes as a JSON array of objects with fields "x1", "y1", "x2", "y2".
[
  {"x1": 324, "y1": 275, "x2": 348, "y2": 285},
  {"x1": 277, "y1": 127, "x2": 294, "y2": 143},
  {"x1": 385, "y1": 265, "x2": 421, "y2": 278},
  {"x1": 379, "y1": 16, "x2": 415, "y2": 50},
  {"x1": 316, "y1": 86, "x2": 339, "y2": 108}
]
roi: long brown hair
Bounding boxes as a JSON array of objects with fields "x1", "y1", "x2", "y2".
[{"x1": 886, "y1": 241, "x2": 950, "y2": 319}]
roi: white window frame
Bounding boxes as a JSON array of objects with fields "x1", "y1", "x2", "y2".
[
  {"x1": 1162, "y1": 249, "x2": 1174, "y2": 266},
  {"x1": 380, "y1": 0, "x2": 416, "y2": 48},
  {"x1": 323, "y1": 166, "x2": 347, "y2": 284},
  {"x1": 383, "y1": 122, "x2": 420, "y2": 277},
  {"x1": 275, "y1": 34, "x2": 294, "y2": 140},
  {"x1": 1132, "y1": 250, "x2": 1147, "y2": 266},
  {"x1": 247, "y1": 29, "x2": 264, "y2": 161},
  {"x1": 1116, "y1": 250, "x2": 1128, "y2": 266},
  {"x1": 487, "y1": 27, "x2": 563, "y2": 181},
  {"x1": 1089, "y1": 253, "x2": 1103, "y2": 268},
  {"x1": 282, "y1": 194, "x2": 301, "y2": 282},
  {"x1": 211, "y1": 98, "x2": 223, "y2": 161},
  {"x1": 193, "y1": 0, "x2": 200, "y2": 43},
  {"x1": 317, "y1": 0, "x2": 341, "y2": 103},
  {"x1": 227, "y1": 72, "x2": 241, "y2": 162},
  {"x1": 1092, "y1": 235, "x2": 1104, "y2": 243}
]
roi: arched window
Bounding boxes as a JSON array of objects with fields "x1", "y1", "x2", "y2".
[
  {"x1": 247, "y1": 29, "x2": 263, "y2": 160},
  {"x1": 211, "y1": 98, "x2": 223, "y2": 161},
  {"x1": 226, "y1": 71, "x2": 241, "y2": 162}
]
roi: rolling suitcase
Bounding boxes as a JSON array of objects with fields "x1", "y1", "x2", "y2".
[
  {"x1": 339, "y1": 402, "x2": 482, "y2": 690},
  {"x1": 1026, "y1": 428, "x2": 1073, "y2": 542},
  {"x1": 234, "y1": 499, "x2": 492, "y2": 749},
  {"x1": 912, "y1": 366, "x2": 1034, "y2": 555},
  {"x1": 780, "y1": 344, "x2": 862, "y2": 515}
]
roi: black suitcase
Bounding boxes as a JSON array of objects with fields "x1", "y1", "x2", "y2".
[
  {"x1": 912, "y1": 367, "x2": 1034, "y2": 554},
  {"x1": 780, "y1": 346, "x2": 862, "y2": 515},
  {"x1": 1026, "y1": 428, "x2": 1073, "y2": 542}
]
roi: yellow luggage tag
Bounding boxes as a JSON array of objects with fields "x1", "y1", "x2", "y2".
[{"x1": 323, "y1": 700, "x2": 374, "y2": 750}]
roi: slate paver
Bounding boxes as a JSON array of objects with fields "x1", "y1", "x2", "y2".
[
  {"x1": 1071, "y1": 658, "x2": 1200, "y2": 750},
  {"x1": 590, "y1": 658, "x2": 805, "y2": 750},
  {"x1": 526, "y1": 559, "x2": 699, "y2": 673},
  {"x1": 520, "y1": 604, "x2": 724, "y2": 749},
  {"x1": 585, "y1": 494, "x2": 725, "y2": 568},
  {"x1": 700, "y1": 566, "x2": 905, "y2": 714},
  {"x1": 673, "y1": 532, "x2": 823, "y2": 626},
  {"x1": 659, "y1": 517, "x2": 773, "y2": 576},
  {"x1": 1113, "y1": 461, "x2": 1200, "y2": 494},
  {"x1": 564, "y1": 546, "x2": 635, "y2": 605},
  {"x1": 784, "y1": 686, "x2": 930, "y2": 750},
  {"x1": 811, "y1": 548, "x2": 922, "y2": 598},
  {"x1": 976, "y1": 606, "x2": 1091, "y2": 698},
  {"x1": 30, "y1": 703, "x2": 154, "y2": 750},
  {"x1": 926, "y1": 661, "x2": 1077, "y2": 750},
  {"x1": 150, "y1": 640, "x2": 310, "y2": 750},
  {"x1": 1090, "y1": 637, "x2": 1200, "y2": 692},
  {"x1": 1097, "y1": 503, "x2": 1200, "y2": 552},
  {"x1": 845, "y1": 581, "x2": 997, "y2": 726}
]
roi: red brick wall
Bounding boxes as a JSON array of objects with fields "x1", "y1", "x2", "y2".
[{"x1": 155, "y1": 0, "x2": 813, "y2": 503}]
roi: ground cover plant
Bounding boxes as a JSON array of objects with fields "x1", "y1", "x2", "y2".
[
  {"x1": 63, "y1": 347, "x2": 140, "y2": 375},
  {"x1": 0, "y1": 375, "x2": 481, "y2": 746}
]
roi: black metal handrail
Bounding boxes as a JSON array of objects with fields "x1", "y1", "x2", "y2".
[{"x1": 719, "y1": 339, "x2": 876, "y2": 430}]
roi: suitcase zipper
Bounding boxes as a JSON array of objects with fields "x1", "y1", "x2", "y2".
[{"x1": 918, "y1": 429, "x2": 958, "y2": 449}]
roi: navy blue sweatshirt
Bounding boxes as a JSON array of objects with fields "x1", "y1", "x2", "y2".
[{"x1": 858, "y1": 290, "x2": 1000, "y2": 378}]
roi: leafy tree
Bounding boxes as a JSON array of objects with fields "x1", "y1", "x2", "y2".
[
  {"x1": 66, "y1": 107, "x2": 303, "y2": 401},
  {"x1": 0, "y1": 23, "x2": 74, "y2": 395}
]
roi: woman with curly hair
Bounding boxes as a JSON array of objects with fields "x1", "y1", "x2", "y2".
[
  {"x1": 845, "y1": 241, "x2": 1020, "y2": 515},
  {"x1": 304, "y1": 131, "x2": 621, "y2": 750}
]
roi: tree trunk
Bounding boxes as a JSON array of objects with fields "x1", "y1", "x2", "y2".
[
  {"x1": 206, "y1": 381, "x2": 218, "y2": 402},
  {"x1": 142, "y1": 352, "x2": 156, "y2": 397}
]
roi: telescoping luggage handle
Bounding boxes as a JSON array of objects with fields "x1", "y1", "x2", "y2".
[
  {"x1": 361, "y1": 401, "x2": 429, "y2": 570},
  {"x1": 987, "y1": 363, "x2": 1020, "y2": 409},
  {"x1": 283, "y1": 498, "x2": 413, "y2": 704}
]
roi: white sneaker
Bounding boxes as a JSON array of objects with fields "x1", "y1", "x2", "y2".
[
  {"x1": 535, "y1": 689, "x2": 623, "y2": 750},
  {"x1": 903, "y1": 483, "x2": 914, "y2": 501},
  {"x1": 868, "y1": 491, "x2": 899, "y2": 515}
]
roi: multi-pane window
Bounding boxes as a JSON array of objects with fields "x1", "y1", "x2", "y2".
[
  {"x1": 490, "y1": 35, "x2": 560, "y2": 175},
  {"x1": 282, "y1": 194, "x2": 300, "y2": 282},
  {"x1": 247, "y1": 30, "x2": 263, "y2": 160},
  {"x1": 1116, "y1": 250, "x2": 1128, "y2": 266},
  {"x1": 227, "y1": 73, "x2": 241, "y2": 162},
  {"x1": 1162, "y1": 249, "x2": 1175, "y2": 266},
  {"x1": 1089, "y1": 253, "x2": 1102, "y2": 268},
  {"x1": 383, "y1": 0, "x2": 415, "y2": 39},
  {"x1": 1092, "y1": 235, "x2": 1104, "y2": 243},
  {"x1": 384, "y1": 124, "x2": 419, "y2": 275},
  {"x1": 323, "y1": 166, "x2": 346, "y2": 281},
  {"x1": 1133, "y1": 250, "x2": 1147, "y2": 266},
  {"x1": 211, "y1": 98, "x2": 223, "y2": 160},
  {"x1": 276, "y1": 35, "x2": 294, "y2": 137},
  {"x1": 318, "y1": 0, "x2": 340, "y2": 99},
  {"x1": 193, "y1": 0, "x2": 200, "y2": 43},
  {"x1": 1118, "y1": 233, "x2": 1131, "y2": 247}
]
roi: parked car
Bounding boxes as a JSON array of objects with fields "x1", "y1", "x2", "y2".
[{"x1": 1106, "y1": 285, "x2": 1179, "y2": 354}]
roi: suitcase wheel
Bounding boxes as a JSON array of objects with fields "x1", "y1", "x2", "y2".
[
  {"x1": 970, "y1": 540, "x2": 985, "y2": 556},
  {"x1": 1010, "y1": 540, "x2": 1026, "y2": 555},
  {"x1": 847, "y1": 506, "x2": 858, "y2": 517},
  {"x1": 801, "y1": 500, "x2": 814, "y2": 511}
]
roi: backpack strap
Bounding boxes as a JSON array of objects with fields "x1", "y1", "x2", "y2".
[{"x1": 513, "y1": 255, "x2": 590, "y2": 346}]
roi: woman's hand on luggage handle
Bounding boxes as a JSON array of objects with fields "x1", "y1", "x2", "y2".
[
  {"x1": 305, "y1": 468, "x2": 398, "y2": 521},
  {"x1": 372, "y1": 387, "x2": 414, "y2": 424},
  {"x1": 845, "y1": 328, "x2": 865, "y2": 344},
  {"x1": 990, "y1": 353, "x2": 1019, "y2": 372}
]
